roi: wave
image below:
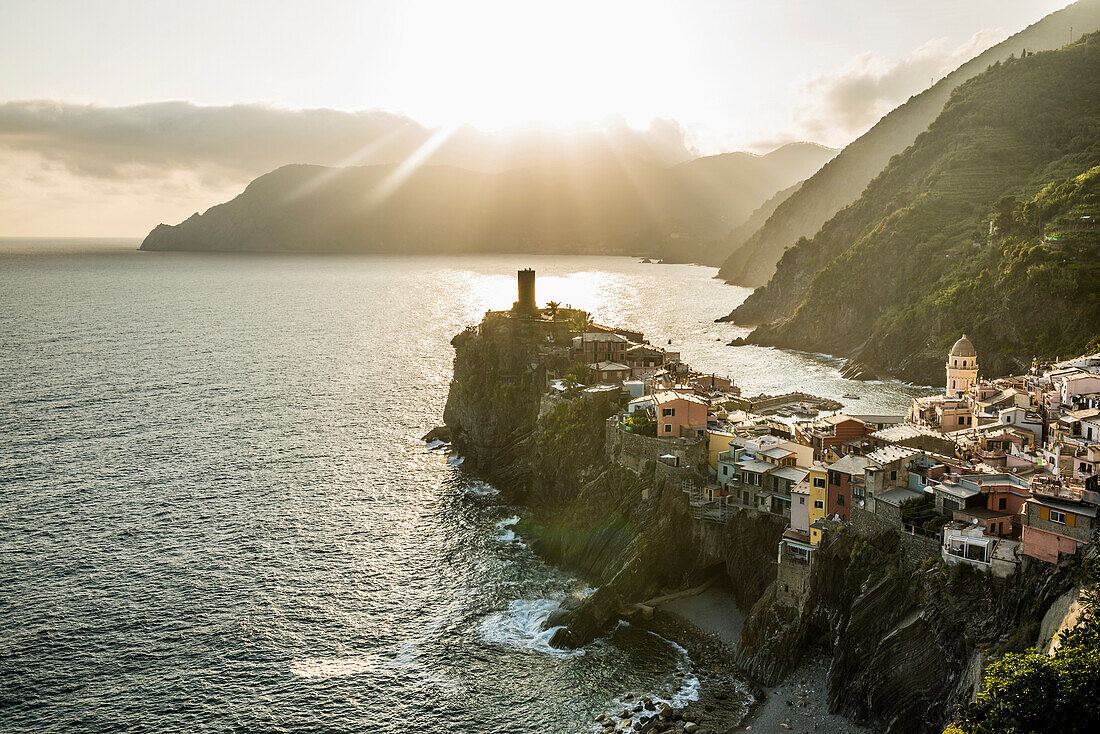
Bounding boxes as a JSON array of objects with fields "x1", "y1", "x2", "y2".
[
  {"x1": 426, "y1": 439, "x2": 450, "y2": 451},
  {"x1": 479, "y1": 599, "x2": 586, "y2": 658},
  {"x1": 467, "y1": 480, "x2": 499, "y2": 496},
  {"x1": 447, "y1": 454, "x2": 465, "y2": 466},
  {"x1": 495, "y1": 515, "x2": 527, "y2": 547},
  {"x1": 590, "y1": 629, "x2": 701, "y2": 731}
]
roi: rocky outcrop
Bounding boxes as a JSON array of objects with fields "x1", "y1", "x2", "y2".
[{"x1": 736, "y1": 527, "x2": 1076, "y2": 734}]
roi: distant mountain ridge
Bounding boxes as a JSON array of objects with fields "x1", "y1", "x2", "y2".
[
  {"x1": 717, "y1": 0, "x2": 1100, "y2": 287},
  {"x1": 140, "y1": 143, "x2": 835, "y2": 263},
  {"x1": 726, "y1": 33, "x2": 1100, "y2": 383}
]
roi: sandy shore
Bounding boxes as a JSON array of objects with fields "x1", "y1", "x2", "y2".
[{"x1": 652, "y1": 586, "x2": 874, "y2": 734}]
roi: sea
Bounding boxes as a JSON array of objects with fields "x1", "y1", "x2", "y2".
[{"x1": 0, "y1": 240, "x2": 932, "y2": 732}]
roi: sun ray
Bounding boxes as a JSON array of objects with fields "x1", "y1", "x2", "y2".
[{"x1": 365, "y1": 122, "x2": 460, "y2": 209}]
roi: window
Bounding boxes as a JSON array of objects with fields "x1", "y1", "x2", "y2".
[
  {"x1": 813, "y1": 477, "x2": 825, "y2": 489},
  {"x1": 958, "y1": 416, "x2": 966, "y2": 425},
  {"x1": 799, "y1": 497, "x2": 806, "y2": 505},
  {"x1": 814, "y1": 500, "x2": 825, "y2": 510},
  {"x1": 998, "y1": 497, "x2": 1007, "y2": 510},
  {"x1": 962, "y1": 360, "x2": 967, "y2": 367},
  {"x1": 662, "y1": 408, "x2": 675, "y2": 417},
  {"x1": 663, "y1": 424, "x2": 672, "y2": 433},
  {"x1": 721, "y1": 466, "x2": 728, "y2": 476},
  {"x1": 837, "y1": 494, "x2": 845, "y2": 506},
  {"x1": 890, "y1": 470, "x2": 897, "y2": 481},
  {"x1": 1050, "y1": 510, "x2": 1066, "y2": 524}
]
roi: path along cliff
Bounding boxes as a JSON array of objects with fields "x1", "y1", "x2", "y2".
[{"x1": 442, "y1": 311, "x2": 1083, "y2": 734}]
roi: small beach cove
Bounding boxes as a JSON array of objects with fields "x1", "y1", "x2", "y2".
[{"x1": 648, "y1": 586, "x2": 873, "y2": 733}]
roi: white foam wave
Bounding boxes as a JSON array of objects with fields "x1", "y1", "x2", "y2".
[
  {"x1": 479, "y1": 599, "x2": 586, "y2": 658},
  {"x1": 495, "y1": 515, "x2": 527, "y2": 546},
  {"x1": 591, "y1": 630, "x2": 701, "y2": 731},
  {"x1": 426, "y1": 439, "x2": 449, "y2": 451},
  {"x1": 447, "y1": 454, "x2": 465, "y2": 465},
  {"x1": 467, "y1": 480, "x2": 499, "y2": 496}
]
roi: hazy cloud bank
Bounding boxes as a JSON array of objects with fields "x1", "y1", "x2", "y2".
[{"x1": 792, "y1": 29, "x2": 1007, "y2": 146}]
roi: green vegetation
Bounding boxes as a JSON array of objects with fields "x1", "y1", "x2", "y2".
[
  {"x1": 900, "y1": 496, "x2": 951, "y2": 535},
  {"x1": 622, "y1": 411, "x2": 656, "y2": 437},
  {"x1": 735, "y1": 35, "x2": 1100, "y2": 382},
  {"x1": 563, "y1": 363, "x2": 588, "y2": 387},
  {"x1": 944, "y1": 559, "x2": 1100, "y2": 734}
]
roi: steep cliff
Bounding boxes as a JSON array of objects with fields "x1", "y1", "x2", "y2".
[{"x1": 737, "y1": 525, "x2": 1076, "y2": 734}]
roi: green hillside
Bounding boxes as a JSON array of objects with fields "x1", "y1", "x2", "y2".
[
  {"x1": 729, "y1": 35, "x2": 1100, "y2": 384},
  {"x1": 716, "y1": 0, "x2": 1100, "y2": 288}
]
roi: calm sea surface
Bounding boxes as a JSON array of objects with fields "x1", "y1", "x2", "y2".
[{"x1": 0, "y1": 242, "x2": 929, "y2": 732}]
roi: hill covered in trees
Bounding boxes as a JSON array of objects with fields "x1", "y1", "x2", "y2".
[
  {"x1": 723, "y1": 34, "x2": 1100, "y2": 384},
  {"x1": 717, "y1": 0, "x2": 1100, "y2": 288},
  {"x1": 140, "y1": 143, "x2": 834, "y2": 263}
]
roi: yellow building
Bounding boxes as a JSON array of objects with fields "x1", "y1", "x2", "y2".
[
  {"x1": 707, "y1": 431, "x2": 737, "y2": 471},
  {"x1": 807, "y1": 463, "x2": 829, "y2": 545}
]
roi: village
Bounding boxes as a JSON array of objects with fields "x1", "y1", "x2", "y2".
[{"x1": 502, "y1": 270, "x2": 1100, "y2": 604}]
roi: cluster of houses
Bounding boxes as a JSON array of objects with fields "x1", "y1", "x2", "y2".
[
  {"x1": 505, "y1": 271, "x2": 1097, "y2": 583},
  {"x1": 588, "y1": 325, "x2": 1099, "y2": 578}
]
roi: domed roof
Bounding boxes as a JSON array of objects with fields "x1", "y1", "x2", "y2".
[{"x1": 950, "y1": 334, "x2": 977, "y2": 358}]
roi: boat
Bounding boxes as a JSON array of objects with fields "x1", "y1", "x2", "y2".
[{"x1": 842, "y1": 393, "x2": 860, "y2": 399}]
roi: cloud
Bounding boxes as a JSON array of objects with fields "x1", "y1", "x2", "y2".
[
  {"x1": 0, "y1": 100, "x2": 701, "y2": 179},
  {"x1": 0, "y1": 101, "x2": 708, "y2": 235},
  {"x1": 791, "y1": 29, "x2": 1008, "y2": 147}
]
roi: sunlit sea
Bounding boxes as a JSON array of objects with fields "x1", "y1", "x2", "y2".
[{"x1": 0, "y1": 241, "x2": 929, "y2": 732}]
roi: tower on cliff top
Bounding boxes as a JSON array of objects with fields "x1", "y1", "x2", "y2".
[
  {"x1": 946, "y1": 334, "x2": 979, "y2": 398},
  {"x1": 514, "y1": 268, "x2": 537, "y2": 314}
]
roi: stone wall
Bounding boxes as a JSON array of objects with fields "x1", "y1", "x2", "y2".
[
  {"x1": 871, "y1": 495, "x2": 903, "y2": 526},
  {"x1": 606, "y1": 416, "x2": 708, "y2": 474},
  {"x1": 850, "y1": 506, "x2": 939, "y2": 568}
]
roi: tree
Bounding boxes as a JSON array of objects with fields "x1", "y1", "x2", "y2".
[
  {"x1": 545, "y1": 301, "x2": 560, "y2": 319},
  {"x1": 569, "y1": 310, "x2": 593, "y2": 334}
]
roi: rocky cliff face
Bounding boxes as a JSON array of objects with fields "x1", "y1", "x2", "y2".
[
  {"x1": 737, "y1": 526, "x2": 1075, "y2": 734},
  {"x1": 443, "y1": 314, "x2": 1076, "y2": 733}
]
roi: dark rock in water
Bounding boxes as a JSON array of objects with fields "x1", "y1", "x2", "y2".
[
  {"x1": 726, "y1": 337, "x2": 747, "y2": 346},
  {"x1": 422, "y1": 426, "x2": 452, "y2": 443},
  {"x1": 542, "y1": 607, "x2": 574, "y2": 630},
  {"x1": 838, "y1": 360, "x2": 876, "y2": 380}
]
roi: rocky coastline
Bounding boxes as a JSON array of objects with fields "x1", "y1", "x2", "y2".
[{"x1": 441, "y1": 311, "x2": 1080, "y2": 734}]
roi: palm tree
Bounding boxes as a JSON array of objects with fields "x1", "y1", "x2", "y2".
[
  {"x1": 569, "y1": 310, "x2": 592, "y2": 334},
  {"x1": 545, "y1": 301, "x2": 560, "y2": 320}
]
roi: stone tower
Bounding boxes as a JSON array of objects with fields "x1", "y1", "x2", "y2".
[
  {"x1": 946, "y1": 334, "x2": 979, "y2": 398},
  {"x1": 515, "y1": 268, "x2": 537, "y2": 313}
]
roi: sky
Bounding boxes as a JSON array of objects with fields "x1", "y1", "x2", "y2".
[{"x1": 0, "y1": 0, "x2": 1077, "y2": 236}]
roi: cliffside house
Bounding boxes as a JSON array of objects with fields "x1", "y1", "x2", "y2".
[
  {"x1": 942, "y1": 522, "x2": 998, "y2": 570},
  {"x1": 626, "y1": 343, "x2": 666, "y2": 377},
  {"x1": 826, "y1": 454, "x2": 872, "y2": 521},
  {"x1": 1020, "y1": 476, "x2": 1100, "y2": 563},
  {"x1": 807, "y1": 464, "x2": 829, "y2": 545},
  {"x1": 653, "y1": 390, "x2": 708, "y2": 439},
  {"x1": 587, "y1": 361, "x2": 631, "y2": 384},
  {"x1": 795, "y1": 415, "x2": 869, "y2": 461},
  {"x1": 574, "y1": 331, "x2": 627, "y2": 364},
  {"x1": 869, "y1": 424, "x2": 959, "y2": 457}
]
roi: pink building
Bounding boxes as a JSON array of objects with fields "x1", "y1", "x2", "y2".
[{"x1": 653, "y1": 390, "x2": 709, "y2": 439}]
